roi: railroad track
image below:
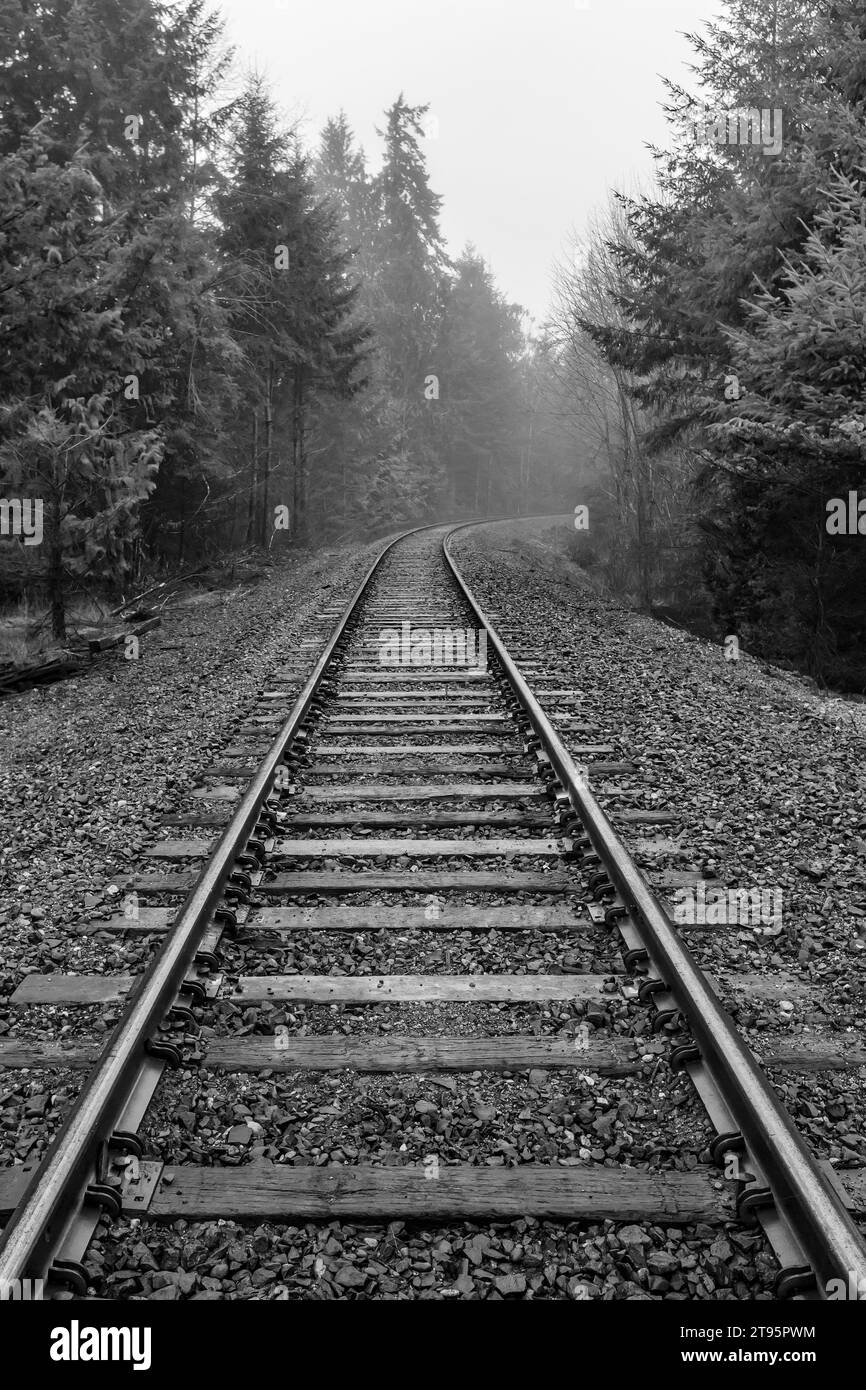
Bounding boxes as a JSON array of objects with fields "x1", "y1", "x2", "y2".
[{"x1": 1, "y1": 522, "x2": 864, "y2": 1301}]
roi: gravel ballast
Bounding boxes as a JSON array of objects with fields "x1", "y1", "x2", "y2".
[{"x1": 1, "y1": 518, "x2": 861, "y2": 1301}]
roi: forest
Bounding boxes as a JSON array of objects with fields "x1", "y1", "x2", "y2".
[
  {"x1": 1, "y1": 0, "x2": 864, "y2": 689},
  {"x1": 554, "y1": 0, "x2": 866, "y2": 689}
]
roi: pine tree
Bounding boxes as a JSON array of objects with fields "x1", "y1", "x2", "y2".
[
  {"x1": 437, "y1": 248, "x2": 523, "y2": 512},
  {"x1": 705, "y1": 169, "x2": 866, "y2": 680},
  {"x1": 0, "y1": 0, "x2": 242, "y2": 592},
  {"x1": 215, "y1": 78, "x2": 371, "y2": 544},
  {"x1": 313, "y1": 112, "x2": 371, "y2": 261},
  {"x1": 213, "y1": 74, "x2": 289, "y2": 543},
  {"x1": 576, "y1": 0, "x2": 866, "y2": 676},
  {"x1": 583, "y1": 0, "x2": 848, "y2": 437},
  {"x1": 0, "y1": 130, "x2": 163, "y2": 634},
  {"x1": 280, "y1": 142, "x2": 371, "y2": 541},
  {"x1": 370, "y1": 97, "x2": 449, "y2": 418}
]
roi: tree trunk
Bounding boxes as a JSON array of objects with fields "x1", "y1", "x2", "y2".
[
  {"x1": 261, "y1": 367, "x2": 273, "y2": 547},
  {"x1": 297, "y1": 372, "x2": 308, "y2": 541},
  {"x1": 291, "y1": 372, "x2": 302, "y2": 539},
  {"x1": 247, "y1": 413, "x2": 258, "y2": 545},
  {"x1": 47, "y1": 472, "x2": 65, "y2": 641},
  {"x1": 524, "y1": 403, "x2": 535, "y2": 515},
  {"x1": 291, "y1": 368, "x2": 307, "y2": 541},
  {"x1": 634, "y1": 452, "x2": 651, "y2": 609},
  {"x1": 178, "y1": 475, "x2": 186, "y2": 567}
]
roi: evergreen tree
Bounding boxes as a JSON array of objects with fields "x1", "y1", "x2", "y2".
[
  {"x1": 0, "y1": 0, "x2": 241, "y2": 583},
  {"x1": 215, "y1": 77, "x2": 370, "y2": 543},
  {"x1": 438, "y1": 248, "x2": 524, "y2": 512},
  {"x1": 364, "y1": 95, "x2": 450, "y2": 509},
  {"x1": 0, "y1": 130, "x2": 163, "y2": 634},
  {"x1": 313, "y1": 112, "x2": 371, "y2": 261},
  {"x1": 0, "y1": 0, "x2": 197, "y2": 205},
  {"x1": 576, "y1": 0, "x2": 866, "y2": 680},
  {"x1": 705, "y1": 169, "x2": 866, "y2": 680},
  {"x1": 370, "y1": 97, "x2": 448, "y2": 412}
]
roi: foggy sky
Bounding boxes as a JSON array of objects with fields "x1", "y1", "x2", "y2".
[{"x1": 217, "y1": 0, "x2": 725, "y2": 323}]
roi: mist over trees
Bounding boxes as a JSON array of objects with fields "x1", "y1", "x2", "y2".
[
  {"x1": 551, "y1": 0, "x2": 866, "y2": 689},
  {"x1": 0, "y1": 0, "x2": 573, "y2": 638},
  {"x1": 3, "y1": 0, "x2": 862, "y2": 692}
]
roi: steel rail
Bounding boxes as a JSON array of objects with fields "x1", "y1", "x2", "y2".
[
  {"x1": 0, "y1": 524, "x2": 426, "y2": 1286},
  {"x1": 443, "y1": 522, "x2": 866, "y2": 1298}
]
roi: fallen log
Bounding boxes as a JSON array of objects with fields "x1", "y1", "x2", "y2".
[
  {"x1": 86, "y1": 614, "x2": 161, "y2": 653},
  {"x1": 0, "y1": 656, "x2": 84, "y2": 695}
]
